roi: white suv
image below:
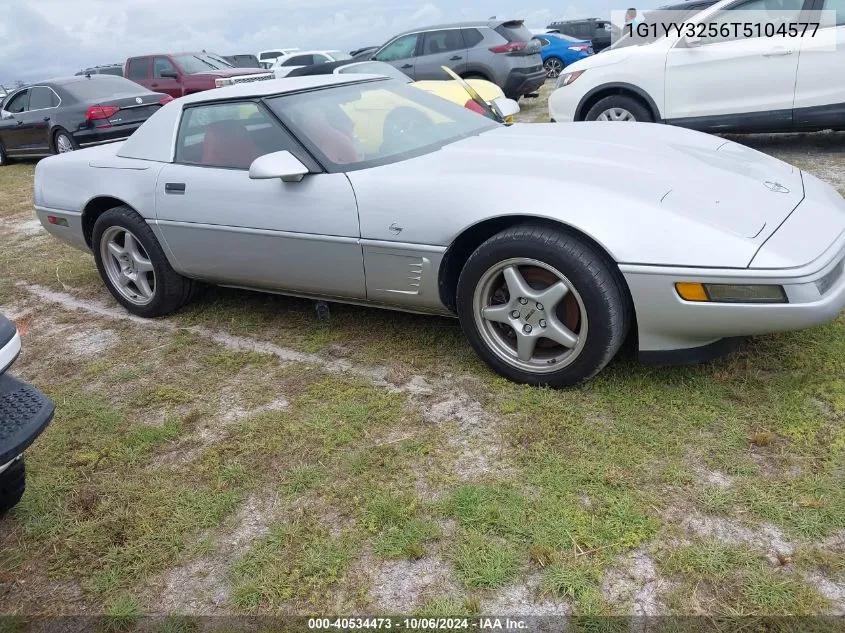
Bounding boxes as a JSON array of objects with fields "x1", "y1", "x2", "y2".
[{"x1": 548, "y1": 0, "x2": 845, "y2": 133}]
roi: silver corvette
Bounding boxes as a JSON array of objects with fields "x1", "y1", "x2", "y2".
[{"x1": 32, "y1": 74, "x2": 845, "y2": 387}]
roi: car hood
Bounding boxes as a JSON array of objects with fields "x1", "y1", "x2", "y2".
[
  {"x1": 447, "y1": 123, "x2": 803, "y2": 240},
  {"x1": 565, "y1": 44, "x2": 640, "y2": 71},
  {"x1": 349, "y1": 122, "x2": 808, "y2": 269}
]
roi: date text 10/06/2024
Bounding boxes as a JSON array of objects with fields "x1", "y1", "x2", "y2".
[{"x1": 308, "y1": 618, "x2": 531, "y2": 630}]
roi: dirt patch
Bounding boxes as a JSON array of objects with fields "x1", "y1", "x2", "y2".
[
  {"x1": 65, "y1": 328, "x2": 119, "y2": 357},
  {"x1": 804, "y1": 572, "x2": 845, "y2": 615},
  {"x1": 369, "y1": 556, "x2": 462, "y2": 613},
  {"x1": 158, "y1": 494, "x2": 280, "y2": 614},
  {"x1": 603, "y1": 549, "x2": 668, "y2": 619},
  {"x1": 481, "y1": 573, "x2": 569, "y2": 616}
]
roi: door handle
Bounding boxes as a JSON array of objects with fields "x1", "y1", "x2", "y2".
[
  {"x1": 165, "y1": 182, "x2": 186, "y2": 194},
  {"x1": 449, "y1": 55, "x2": 463, "y2": 61},
  {"x1": 762, "y1": 49, "x2": 793, "y2": 57},
  {"x1": 401, "y1": 64, "x2": 413, "y2": 69},
  {"x1": 43, "y1": 116, "x2": 50, "y2": 122},
  {"x1": 16, "y1": 120, "x2": 22, "y2": 125},
  {"x1": 151, "y1": 83, "x2": 159, "y2": 87}
]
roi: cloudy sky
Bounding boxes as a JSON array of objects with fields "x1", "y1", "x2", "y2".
[{"x1": 1, "y1": 0, "x2": 663, "y2": 83}]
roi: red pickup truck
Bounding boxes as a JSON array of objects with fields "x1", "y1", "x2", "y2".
[{"x1": 124, "y1": 52, "x2": 274, "y2": 98}]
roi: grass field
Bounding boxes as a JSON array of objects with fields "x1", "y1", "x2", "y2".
[{"x1": 1, "y1": 96, "x2": 844, "y2": 618}]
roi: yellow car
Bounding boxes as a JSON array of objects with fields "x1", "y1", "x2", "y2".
[{"x1": 286, "y1": 60, "x2": 517, "y2": 123}]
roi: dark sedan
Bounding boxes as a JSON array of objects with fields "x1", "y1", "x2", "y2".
[{"x1": 0, "y1": 75, "x2": 171, "y2": 165}]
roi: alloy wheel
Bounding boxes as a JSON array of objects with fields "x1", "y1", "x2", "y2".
[
  {"x1": 56, "y1": 134, "x2": 74, "y2": 153},
  {"x1": 544, "y1": 58, "x2": 564, "y2": 78},
  {"x1": 596, "y1": 108, "x2": 636, "y2": 122},
  {"x1": 100, "y1": 226, "x2": 156, "y2": 306},
  {"x1": 472, "y1": 258, "x2": 588, "y2": 374}
]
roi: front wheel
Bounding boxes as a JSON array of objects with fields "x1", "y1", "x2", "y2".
[
  {"x1": 585, "y1": 95, "x2": 653, "y2": 122},
  {"x1": 456, "y1": 225, "x2": 631, "y2": 387},
  {"x1": 92, "y1": 205, "x2": 199, "y2": 318}
]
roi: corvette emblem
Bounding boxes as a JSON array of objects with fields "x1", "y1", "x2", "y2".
[
  {"x1": 764, "y1": 181, "x2": 790, "y2": 194},
  {"x1": 135, "y1": 97, "x2": 143, "y2": 104}
]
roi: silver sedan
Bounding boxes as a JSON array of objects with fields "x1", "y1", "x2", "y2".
[{"x1": 32, "y1": 74, "x2": 845, "y2": 386}]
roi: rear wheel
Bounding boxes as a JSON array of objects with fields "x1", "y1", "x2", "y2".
[
  {"x1": 456, "y1": 224, "x2": 631, "y2": 387},
  {"x1": 93, "y1": 205, "x2": 199, "y2": 318},
  {"x1": 585, "y1": 95, "x2": 653, "y2": 122},
  {"x1": 53, "y1": 129, "x2": 77, "y2": 154},
  {"x1": 0, "y1": 458, "x2": 25, "y2": 515},
  {"x1": 544, "y1": 57, "x2": 565, "y2": 78}
]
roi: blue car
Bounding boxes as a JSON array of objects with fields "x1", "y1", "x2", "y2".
[{"x1": 534, "y1": 33, "x2": 594, "y2": 79}]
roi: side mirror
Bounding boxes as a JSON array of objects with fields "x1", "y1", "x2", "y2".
[
  {"x1": 249, "y1": 150, "x2": 309, "y2": 182},
  {"x1": 160, "y1": 70, "x2": 180, "y2": 79},
  {"x1": 492, "y1": 97, "x2": 520, "y2": 120}
]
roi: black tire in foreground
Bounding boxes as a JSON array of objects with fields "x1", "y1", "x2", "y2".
[
  {"x1": 456, "y1": 224, "x2": 632, "y2": 388},
  {"x1": 92, "y1": 205, "x2": 199, "y2": 318},
  {"x1": 0, "y1": 458, "x2": 25, "y2": 516},
  {"x1": 585, "y1": 95, "x2": 653, "y2": 122}
]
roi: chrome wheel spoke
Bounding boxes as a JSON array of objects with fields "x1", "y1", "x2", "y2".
[
  {"x1": 544, "y1": 317, "x2": 579, "y2": 349},
  {"x1": 536, "y1": 281, "x2": 569, "y2": 311},
  {"x1": 132, "y1": 252, "x2": 153, "y2": 274},
  {"x1": 134, "y1": 273, "x2": 153, "y2": 299},
  {"x1": 107, "y1": 241, "x2": 124, "y2": 260},
  {"x1": 516, "y1": 332, "x2": 539, "y2": 362},
  {"x1": 502, "y1": 265, "x2": 532, "y2": 300},
  {"x1": 482, "y1": 304, "x2": 513, "y2": 325}
]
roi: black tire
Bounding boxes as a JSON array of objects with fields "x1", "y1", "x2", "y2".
[
  {"x1": 52, "y1": 128, "x2": 78, "y2": 154},
  {"x1": 0, "y1": 141, "x2": 10, "y2": 167},
  {"x1": 92, "y1": 205, "x2": 199, "y2": 318},
  {"x1": 585, "y1": 95, "x2": 653, "y2": 122},
  {"x1": 456, "y1": 224, "x2": 631, "y2": 388},
  {"x1": 0, "y1": 458, "x2": 25, "y2": 516}
]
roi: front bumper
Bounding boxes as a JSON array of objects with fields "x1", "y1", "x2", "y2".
[
  {"x1": 548, "y1": 84, "x2": 579, "y2": 123},
  {"x1": 622, "y1": 235, "x2": 845, "y2": 358}
]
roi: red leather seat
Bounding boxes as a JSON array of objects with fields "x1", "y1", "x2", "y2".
[
  {"x1": 297, "y1": 109, "x2": 360, "y2": 165},
  {"x1": 201, "y1": 120, "x2": 264, "y2": 169}
]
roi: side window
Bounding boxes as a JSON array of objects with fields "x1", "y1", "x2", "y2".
[
  {"x1": 283, "y1": 54, "x2": 314, "y2": 66},
  {"x1": 700, "y1": 0, "x2": 805, "y2": 43},
  {"x1": 175, "y1": 101, "x2": 296, "y2": 169},
  {"x1": 4, "y1": 90, "x2": 29, "y2": 113},
  {"x1": 104, "y1": 67, "x2": 124, "y2": 76},
  {"x1": 313, "y1": 54, "x2": 331, "y2": 64},
  {"x1": 127, "y1": 58, "x2": 149, "y2": 80},
  {"x1": 154, "y1": 57, "x2": 177, "y2": 78},
  {"x1": 536, "y1": 37, "x2": 550, "y2": 47},
  {"x1": 29, "y1": 87, "x2": 58, "y2": 110},
  {"x1": 375, "y1": 33, "x2": 420, "y2": 61},
  {"x1": 824, "y1": 0, "x2": 845, "y2": 25},
  {"x1": 260, "y1": 51, "x2": 282, "y2": 61},
  {"x1": 421, "y1": 29, "x2": 465, "y2": 56},
  {"x1": 462, "y1": 28, "x2": 484, "y2": 48}
]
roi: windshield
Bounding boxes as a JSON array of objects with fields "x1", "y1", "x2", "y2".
[
  {"x1": 266, "y1": 79, "x2": 498, "y2": 172},
  {"x1": 337, "y1": 62, "x2": 412, "y2": 83},
  {"x1": 175, "y1": 54, "x2": 233, "y2": 73}
]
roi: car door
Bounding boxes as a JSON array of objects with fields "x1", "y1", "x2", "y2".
[
  {"x1": 415, "y1": 29, "x2": 469, "y2": 79},
  {"x1": 793, "y1": 0, "x2": 845, "y2": 127},
  {"x1": 0, "y1": 89, "x2": 31, "y2": 153},
  {"x1": 373, "y1": 33, "x2": 423, "y2": 79},
  {"x1": 151, "y1": 57, "x2": 182, "y2": 98},
  {"x1": 664, "y1": 0, "x2": 807, "y2": 128},
  {"x1": 155, "y1": 100, "x2": 366, "y2": 299},
  {"x1": 16, "y1": 86, "x2": 58, "y2": 153}
]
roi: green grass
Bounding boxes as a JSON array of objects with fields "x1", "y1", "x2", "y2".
[{"x1": 452, "y1": 533, "x2": 521, "y2": 589}]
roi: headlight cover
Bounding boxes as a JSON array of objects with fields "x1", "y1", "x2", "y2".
[{"x1": 554, "y1": 70, "x2": 586, "y2": 89}]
